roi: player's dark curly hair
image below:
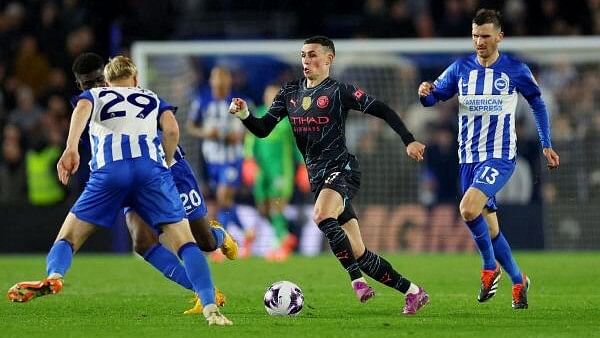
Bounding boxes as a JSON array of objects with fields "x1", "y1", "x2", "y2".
[
  {"x1": 304, "y1": 36, "x2": 335, "y2": 55},
  {"x1": 473, "y1": 9, "x2": 502, "y2": 30},
  {"x1": 72, "y1": 52, "x2": 106, "y2": 90}
]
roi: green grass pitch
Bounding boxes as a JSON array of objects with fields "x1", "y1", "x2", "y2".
[{"x1": 1, "y1": 252, "x2": 599, "y2": 337}]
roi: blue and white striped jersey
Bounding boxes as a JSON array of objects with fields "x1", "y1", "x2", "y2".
[
  {"x1": 189, "y1": 92, "x2": 247, "y2": 164},
  {"x1": 76, "y1": 87, "x2": 176, "y2": 170},
  {"x1": 422, "y1": 53, "x2": 552, "y2": 164}
]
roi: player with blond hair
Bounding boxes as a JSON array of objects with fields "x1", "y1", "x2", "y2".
[{"x1": 8, "y1": 55, "x2": 232, "y2": 326}]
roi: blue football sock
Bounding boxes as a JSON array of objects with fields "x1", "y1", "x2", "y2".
[
  {"x1": 229, "y1": 205, "x2": 242, "y2": 228},
  {"x1": 46, "y1": 239, "x2": 74, "y2": 277},
  {"x1": 218, "y1": 205, "x2": 241, "y2": 229},
  {"x1": 178, "y1": 242, "x2": 215, "y2": 306},
  {"x1": 465, "y1": 215, "x2": 496, "y2": 270},
  {"x1": 210, "y1": 227, "x2": 225, "y2": 248},
  {"x1": 492, "y1": 232, "x2": 523, "y2": 284},
  {"x1": 143, "y1": 244, "x2": 192, "y2": 290},
  {"x1": 217, "y1": 208, "x2": 231, "y2": 229}
]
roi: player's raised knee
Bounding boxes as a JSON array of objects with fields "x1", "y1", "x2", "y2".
[
  {"x1": 459, "y1": 204, "x2": 480, "y2": 222},
  {"x1": 313, "y1": 211, "x2": 337, "y2": 226}
]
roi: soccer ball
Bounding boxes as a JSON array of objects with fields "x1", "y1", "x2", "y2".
[{"x1": 263, "y1": 281, "x2": 304, "y2": 316}]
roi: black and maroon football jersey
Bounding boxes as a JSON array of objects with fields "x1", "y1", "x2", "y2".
[{"x1": 265, "y1": 77, "x2": 375, "y2": 185}]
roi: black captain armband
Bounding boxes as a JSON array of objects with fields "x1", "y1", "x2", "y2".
[{"x1": 365, "y1": 100, "x2": 415, "y2": 146}]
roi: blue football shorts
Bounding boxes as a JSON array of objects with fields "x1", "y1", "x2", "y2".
[
  {"x1": 170, "y1": 158, "x2": 207, "y2": 221},
  {"x1": 459, "y1": 158, "x2": 516, "y2": 212},
  {"x1": 123, "y1": 158, "x2": 208, "y2": 222},
  {"x1": 206, "y1": 160, "x2": 243, "y2": 190},
  {"x1": 72, "y1": 158, "x2": 185, "y2": 229}
]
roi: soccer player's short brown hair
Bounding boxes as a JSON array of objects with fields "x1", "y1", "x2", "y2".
[
  {"x1": 304, "y1": 36, "x2": 335, "y2": 56},
  {"x1": 472, "y1": 9, "x2": 502, "y2": 30}
]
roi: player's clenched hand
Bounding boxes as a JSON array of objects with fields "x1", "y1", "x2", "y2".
[
  {"x1": 406, "y1": 141, "x2": 426, "y2": 162},
  {"x1": 229, "y1": 98, "x2": 249, "y2": 119},
  {"x1": 543, "y1": 148, "x2": 560, "y2": 169},
  {"x1": 418, "y1": 82, "x2": 434, "y2": 97},
  {"x1": 57, "y1": 148, "x2": 80, "y2": 185}
]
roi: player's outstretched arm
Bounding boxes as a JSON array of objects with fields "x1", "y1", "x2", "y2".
[
  {"x1": 523, "y1": 93, "x2": 558, "y2": 169},
  {"x1": 517, "y1": 62, "x2": 558, "y2": 170},
  {"x1": 58, "y1": 99, "x2": 92, "y2": 185},
  {"x1": 229, "y1": 98, "x2": 279, "y2": 138},
  {"x1": 159, "y1": 110, "x2": 179, "y2": 166}
]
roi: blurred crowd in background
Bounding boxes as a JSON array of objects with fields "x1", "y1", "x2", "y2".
[{"x1": 1, "y1": 0, "x2": 599, "y2": 254}]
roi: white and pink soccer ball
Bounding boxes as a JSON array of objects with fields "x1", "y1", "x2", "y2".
[{"x1": 263, "y1": 281, "x2": 304, "y2": 316}]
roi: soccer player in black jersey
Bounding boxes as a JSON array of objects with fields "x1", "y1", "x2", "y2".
[{"x1": 230, "y1": 36, "x2": 429, "y2": 315}]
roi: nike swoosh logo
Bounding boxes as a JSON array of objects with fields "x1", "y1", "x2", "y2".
[{"x1": 167, "y1": 267, "x2": 177, "y2": 278}]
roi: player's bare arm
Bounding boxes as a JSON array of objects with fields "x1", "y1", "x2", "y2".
[
  {"x1": 185, "y1": 120, "x2": 204, "y2": 138},
  {"x1": 204, "y1": 127, "x2": 221, "y2": 139},
  {"x1": 57, "y1": 98, "x2": 92, "y2": 185},
  {"x1": 226, "y1": 130, "x2": 245, "y2": 145},
  {"x1": 159, "y1": 109, "x2": 179, "y2": 166},
  {"x1": 186, "y1": 120, "x2": 219, "y2": 139}
]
